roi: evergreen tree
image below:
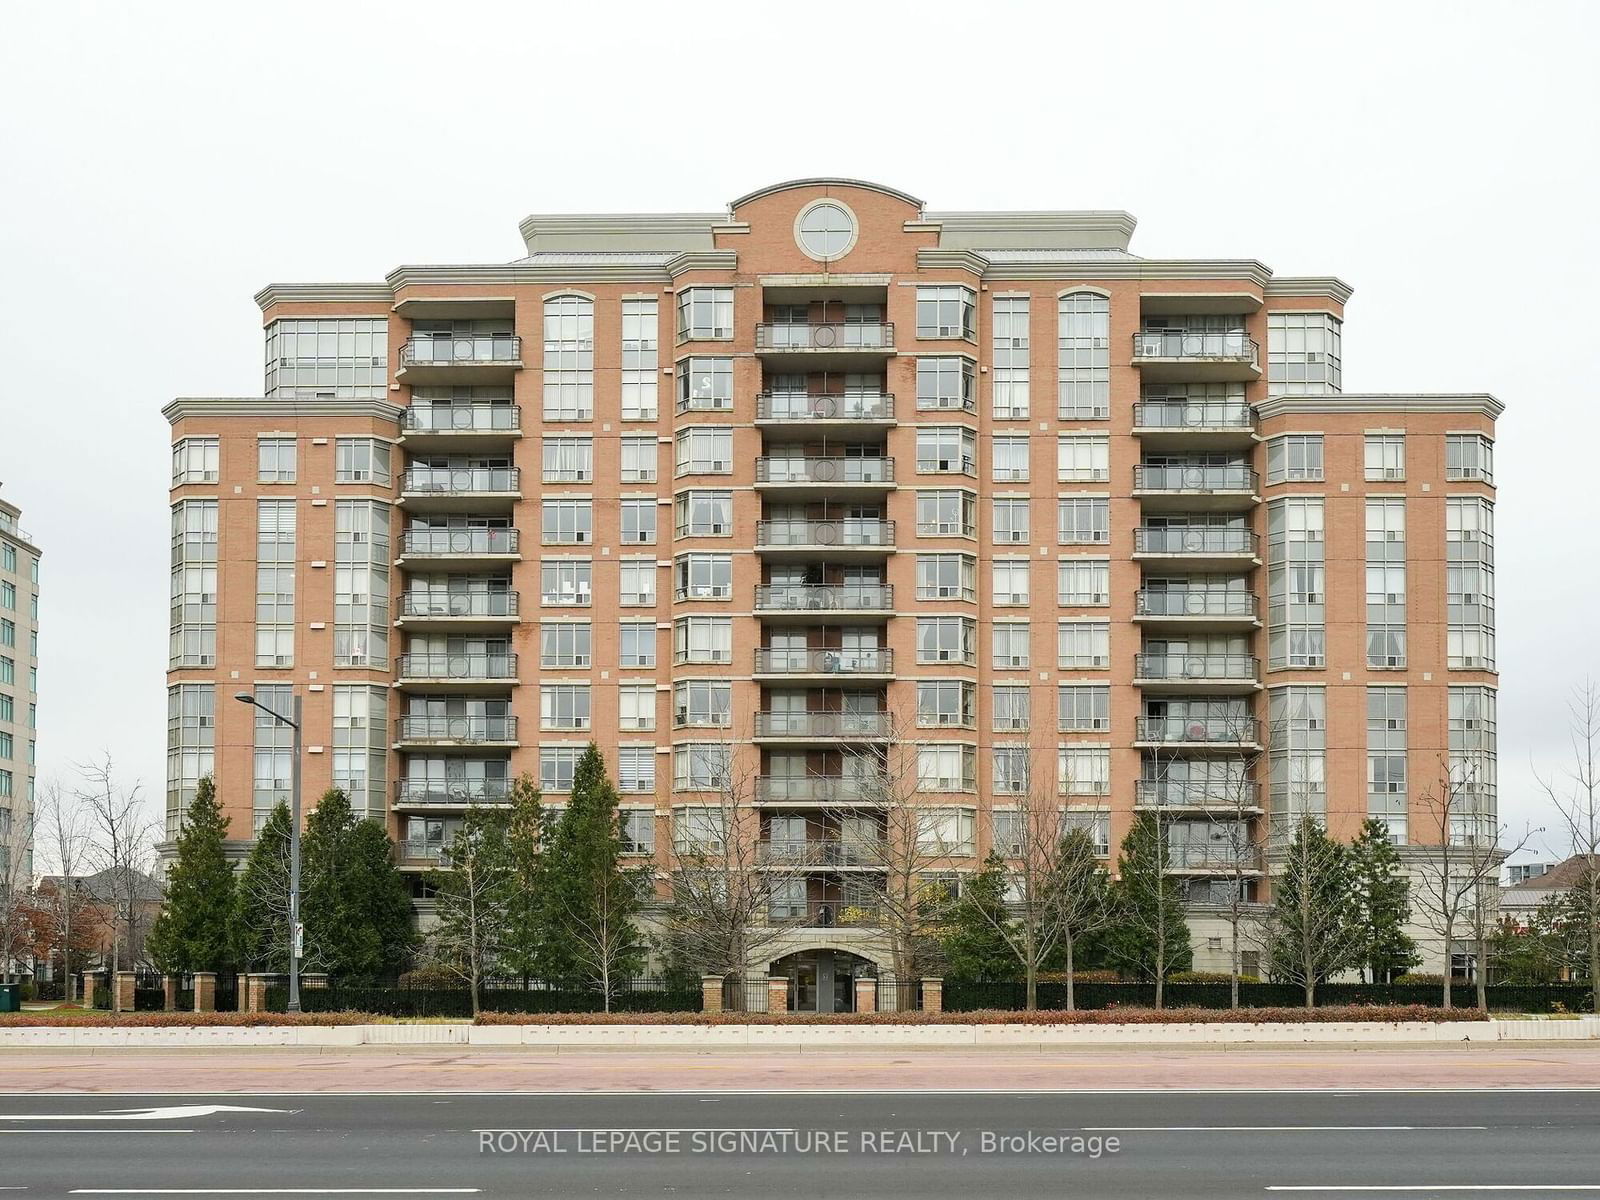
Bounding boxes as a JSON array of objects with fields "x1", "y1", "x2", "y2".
[
  {"x1": 540, "y1": 745, "x2": 645, "y2": 1007},
  {"x1": 1105, "y1": 812, "x2": 1191, "y2": 1007},
  {"x1": 148, "y1": 776, "x2": 236, "y2": 975},
  {"x1": 429, "y1": 805, "x2": 515, "y2": 1015},
  {"x1": 301, "y1": 789, "x2": 415, "y2": 979},
  {"x1": 1262, "y1": 816, "x2": 1362, "y2": 1007},
  {"x1": 940, "y1": 855, "x2": 1017, "y2": 982},
  {"x1": 1348, "y1": 818, "x2": 1420, "y2": 983},
  {"x1": 498, "y1": 774, "x2": 550, "y2": 981},
  {"x1": 232, "y1": 802, "x2": 293, "y2": 972}
]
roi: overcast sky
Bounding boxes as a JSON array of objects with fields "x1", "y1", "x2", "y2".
[{"x1": 2, "y1": 0, "x2": 1595, "y2": 864}]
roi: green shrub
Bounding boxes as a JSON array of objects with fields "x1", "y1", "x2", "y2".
[
  {"x1": 1169, "y1": 971, "x2": 1261, "y2": 984},
  {"x1": 396, "y1": 966, "x2": 458, "y2": 989}
]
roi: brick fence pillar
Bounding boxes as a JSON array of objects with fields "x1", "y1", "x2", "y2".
[
  {"x1": 767, "y1": 975, "x2": 789, "y2": 1014},
  {"x1": 245, "y1": 973, "x2": 274, "y2": 1013},
  {"x1": 854, "y1": 976, "x2": 877, "y2": 1014},
  {"x1": 163, "y1": 975, "x2": 178, "y2": 1011},
  {"x1": 77, "y1": 973, "x2": 90, "y2": 1005},
  {"x1": 192, "y1": 972, "x2": 216, "y2": 1013},
  {"x1": 701, "y1": 975, "x2": 724, "y2": 1014},
  {"x1": 114, "y1": 971, "x2": 136, "y2": 1013},
  {"x1": 921, "y1": 977, "x2": 942, "y2": 1014}
]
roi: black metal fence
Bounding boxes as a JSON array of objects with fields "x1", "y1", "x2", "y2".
[
  {"x1": 944, "y1": 979, "x2": 1596, "y2": 1014},
  {"x1": 265, "y1": 977, "x2": 701, "y2": 1018}
]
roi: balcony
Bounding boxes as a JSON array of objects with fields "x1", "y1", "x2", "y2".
[
  {"x1": 757, "y1": 839, "x2": 886, "y2": 868},
  {"x1": 400, "y1": 466, "x2": 520, "y2": 511},
  {"x1": 755, "y1": 392, "x2": 895, "y2": 431},
  {"x1": 398, "y1": 404, "x2": 522, "y2": 450},
  {"x1": 754, "y1": 518, "x2": 895, "y2": 558},
  {"x1": 753, "y1": 711, "x2": 893, "y2": 742},
  {"x1": 1135, "y1": 780, "x2": 1262, "y2": 813},
  {"x1": 755, "y1": 776, "x2": 882, "y2": 806},
  {"x1": 393, "y1": 778, "x2": 511, "y2": 809},
  {"x1": 1133, "y1": 590, "x2": 1259, "y2": 630},
  {"x1": 397, "y1": 527, "x2": 520, "y2": 568},
  {"x1": 1135, "y1": 716, "x2": 1262, "y2": 751},
  {"x1": 1165, "y1": 843, "x2": 1264, "y2": 874},
  {"x1": 1132, "y1": 464, "x2": 1260, "y2": 512},
  {"x1": 396, "y1": 652, "x2": 518, "y2": 691},
  {"x1": 753, "y1": 647, "x2": 894, "y2": 681},
  {"x1": 754, "y1": 457, "x2": 895, "y2": 492},
  {"x1": 394, "y1": 714, "x2": 519, "y2": 748},
  {"x1": 1131, "y1": 330, "x2": 1260, "y2": 381},
  {"x1": 1132, "y1": 400, "x2": 1257, "y2": 450},
  {"x1": 754, "y1": 584, "x2": 894, "y2": 620},
  {"x1": 396, "y1": 589, "x2": 519, "y2": 629},
  {"x1": 754, "y1": 323, "x2": 895, "y2": 368},
  {"x1": 758, "y1": 900, "x2": 883, "y2": 928},
  {"x1": 1134, "y1": 653, "x2": 1260, "y2": 693},
  {"x1": 1133, "y1": 526, "x2": 1260, "y2": 571},
  {"x1": 397, "y1": 839, "x2": 446, "y2": 869},
  {"x1": 397, "y1": 334, "x2": 523, "y2": 384}
]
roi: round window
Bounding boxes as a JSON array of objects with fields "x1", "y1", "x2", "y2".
[{"x1": 796, "y1": 201, "x2": 856, "y2": 260}]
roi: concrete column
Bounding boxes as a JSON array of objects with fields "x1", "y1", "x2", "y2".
[
  {"x1": 854, "y1": 976, "x2": 877, "y2": 1014},
  {"x1": 192, "y1": 972, "x2": 217, "y2": 1013},
  {"x1": 701, "y1": 975, "x2": 724, "y2": 1015},
  {"x1": 921, "y1": 977, "x2": 943, "y2": 1014},
  {"x1": 114, "y1": 972, "x2": 136, "y2": 1014},
  {"x1": 163, "y1": 975, "x2": 179, "y2": 1012},
  {"x1": 767, "y1": 975, "x2": 789, "y2": 1014}
]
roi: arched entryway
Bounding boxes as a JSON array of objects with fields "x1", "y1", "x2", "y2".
[{"x1": 770, "y1": 949, "x2": 877, "y2": 1013}]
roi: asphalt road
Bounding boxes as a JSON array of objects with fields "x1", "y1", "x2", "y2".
[{"x1": 1, "y1": 1090, "x2": 1598, "y2": 1197}]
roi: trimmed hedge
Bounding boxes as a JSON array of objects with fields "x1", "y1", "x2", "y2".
[
  {"x1": 0, "y1": 1010, "x2": 379, "y2": 1027},
  {"x1": 943, "y1": 979, "x2": 1594, "y2": 1014},
  {"x1": 266, "y1": 980, "x2": 701, "y2": 1019},
  {"x1": 475, "y1": 1005, "x2": 1489, "y2": 1026}
]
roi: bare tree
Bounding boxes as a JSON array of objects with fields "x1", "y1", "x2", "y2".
[
  {"x1": 1536, "y1": 679, "x2": 1600, "y2": 1014},
  {"x1": 33, "y1": 780, "x2": 92, "y2": 994},
  {"x1": 75, "y1": 755, "x2": 159, "y2": 1007}
]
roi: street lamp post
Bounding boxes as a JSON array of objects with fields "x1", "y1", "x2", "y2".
[{"x1": 235, "y1": 691, "x2": 302, "y2": 1013}]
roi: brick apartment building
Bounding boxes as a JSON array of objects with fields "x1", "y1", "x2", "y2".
[
  {"x1": 0, "y1": 485, "x2": 39, "y2": 894},
  {"x1": 164, "y1": 178, "x2": 1499, "y2": 995}
]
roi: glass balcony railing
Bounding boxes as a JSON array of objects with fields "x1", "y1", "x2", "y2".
[
  {"x1": 399, "y1": 590, "x2": 519, "y2": 619},
  {"x1": 400, "y1": 334, "x2": 521, "y2": 365},
  {"x1": 753, "y1": 711, "x2": 892, "y2": 739},
  {"x1": 1164, "y1": 842, "x2": 1263, "y2": 871},
  {"x1": 1134, "y1": 464, "x2": 1259, "y2": 492},
  {"x1": 754, "y1": 584, "x2": 893, "y2": 612},
  {"x1": 1133, "y1": 400, "x2": 1254, "y2": 430},
  {"x1": 757, "y1": 839, "x2": 887, "y2": 867},
  {"x1": 1133, "y1": 331, "x2": 1258, "y2": 365},
  {"x1": 758, "y1": 900, "x2": 883, "y2": 927},
  {"x1": 1134, "y1": 653, "x2": 1259, "y2": 682},
  {"x1": 755, "y1": 457, "x2": 895, "y2": 484},
  {"x1": 400, "y1": 528, "x2": 519, "y2": 556},
  {"x1": 1134, "y1": 527, "x2": 1258, "y2": 556},
  {"x1": 1134, "y1": 591, "x2": 1258, "y2": 619},
  {"x1": 755, "y1": 776, "x2": 881, "y2": 804},
  {"x1": 1136, "y1": 780, "x2": 1261, "y2": 808},
  {"x1": 394, "y1": 778, "x2": 512, "y2": 806},
  {"x1": 398, "y1": 839, "x2": 447, "y2": 863},
  {"x1": 402, "y1": 466, "x2": 519, "y2": 495},
  {"x1": 395, "y1": 715, "x2": 518, "y2": 743},
  {"x1": 754, "y1": 647, "x2": 894, "y2": 675},
  {"x1": 755, "y1": 323, "x2": 893, "y2": 351},
  {"x1": 396, "y1": 652, "x2": 517, "y2": 680},
  {"x1": 1136, "y1": 716, "x2": 1261, "y2": 745},
  {"x1": 756, "y1": 393, "x2": 894, "y2": 421},
  {"x1": 755, "y1": 519, "x2": 894, "y2": 548},
  {"x1": 402, "y1": 404, "x2": 521, "y2": 433}
]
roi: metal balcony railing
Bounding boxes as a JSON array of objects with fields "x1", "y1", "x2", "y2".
[
  {"x1": 754, "y1": 647, "x2": 894, "y2": 675},
  {"x1": 1165, "y1": 842, "x2": 1263, "y2": 871},
  {"x1": 754, "y1": 776, "x2": 881, "y2": 804},
  {"x1": 1136, "y1": 716, "x2": 1261, "y2": 745},
  {"x1": 1136, "y1": 780, "x2": 1261, "y2": 808},
  {"x1": 1133, "y1": 331, "x2": 1258, "y2": 365},
  {"x1": 1134, "y1": 526, "x2": 1258, "y2": 556},
  {"x1": 399, "y1": 590, "x2": 519, "y2": 619},
  {"x1": 1134, "y1": 653, "x2": 1259, "y2": 681},
  {"x1": 398, "y1": 839, "x2": 446, "y2": 863},
  {"x1": 1133, "y1": 401, "x2": 1255, "y2": 430},
  {"x1": 400, "y1": 528, "x2": 519, "y2": 556},
  {"x1": 755, "y1": 323, "x2": 893, "y2": 351},
  {"x1": 755, "y1": 457, "x2": 895, "y2": 485},
  {"x1": 755, "y1": 519, "x2": 895, "y2": 548},
  {"x1": 759, "y1": 900, "x2": 883, "y2": 927},
  {"x1": 402, "y1": 404, "x2": 521, "y2": 433},
  {"x1": 756, "y1": 393, "x2": 894, "y2": 421},
  {"x1": 1134, "y1": 464, "x2": 1259, "y2": 492},
  {"x1": 1135, "y1": 591, "x2": 1258, "y2": 619},
  {"x1": 757, "y1": 839, "x2": 887, "y2": 867},
  {"x1": 395, "y1": 715, "x2": 518, "y2": 744},
  {"x1": 402, "y1": 466, "x2": 519, "y2": 495},
  {"x1": 400, "y1": 334, "x2": 521, "y2": 365},
  {"x1": 394, "y1": 778, "x2": 512, "y2": 806},
  {"x1": 754, "y1": 584, "x2": 893, "y2": 612},
  {"x1": 753, "y1": 711, "x2": 892, "y2": 739},
  {"x1": 397, "y1": 652, "x2": 517, "y2": 680}
]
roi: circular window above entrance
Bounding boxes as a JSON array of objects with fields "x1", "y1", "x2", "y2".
[{"x1": 795, "y1": 200, "x2": 857, "y2": 261}]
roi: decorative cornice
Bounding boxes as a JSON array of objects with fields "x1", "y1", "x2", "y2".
[
  {"x1": 664, "y1": 250, "x2": 740, "y2": 277},
  {"x1": 731, "y1": 178, "x2": 924, "y2": 211},
  {"x1": 254, "y1": 282, "x2": 393, "y2": 311},
  {"x1": 387, "y1": 261, "x2": 674, "y2": 287},
  {"x1": 1264, "y1": 276, "x2": 1355, "y2": 304},
  {"x1": 972, "y1": 258, "x2": 1273, "y2": 286},
  {"x1": 517, "y1": 212, "x2": 722, "y2": 254},
  {"x1": 1254, "y1": 393, "x2": 1503, "y2": 420},
  {"x1": 923, "y1": 210, "x2": 1137, "y2": 252},
  {"x1": 915, "y1": 248, "x2": 991, "y2": 275},
  {"x1": 163, "y1": 397, "x2": 405, "y2": 425}
]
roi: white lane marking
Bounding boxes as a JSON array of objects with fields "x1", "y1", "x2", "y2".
[
  {"x1": 0, "y1": 1131, "x2": 193, "y2": 1135},
  {"x1": 1266, "y1": 1188, "x2": 1600, "y2": 1193},
  {"x1": 0, "y1": 1106, "x2": 289, "y2": 1123},
  {"x1": 1089, "y1": 1125, "x2": 1488, "y2": 1132},
  {"x1": 4, "y1": 1087, "x2": 1598, "y2": 1097},
  {"x1": 70, "y1": 1192, "x2": 482, "y2": 1196}
]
